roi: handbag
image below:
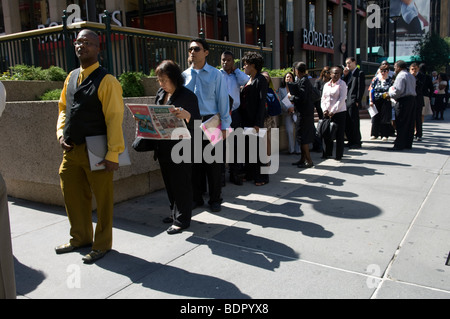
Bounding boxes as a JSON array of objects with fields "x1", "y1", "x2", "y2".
[
  {"x1": 317, "y1": 117, "x2": 338, "y2": 141},
  {"x1": 131, "y1": 136, "x2": 156, "y2": 152}
]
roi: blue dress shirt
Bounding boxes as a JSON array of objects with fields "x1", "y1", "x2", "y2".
[
  {"x1": 183, "y1": 63, "x2": 231, "y2": 129},
  {"x1": 220, "y1": 68, "x2": 249, "y2": 112}
]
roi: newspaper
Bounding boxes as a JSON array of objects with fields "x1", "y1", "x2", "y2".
[{"x1": 126, "y1": 104, "x2": 191, "y2": 140}]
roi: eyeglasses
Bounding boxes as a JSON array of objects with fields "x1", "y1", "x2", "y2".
[
  {"x1": 188, "y1": 46, "x2": 203, "y2": 53},
  {"x1": 380, "y1": 69, "x2": 389, "y2": 73},
  {"x1": 73, "y1": 40, "x2": 94, "y2": 47}
]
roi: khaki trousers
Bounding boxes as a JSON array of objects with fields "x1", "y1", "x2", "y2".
[
  {"x1": 59, "y1": 144, "x2": 114, "y2": 251},
  {"x1": 0, "y1": 173, "x2": 16, "y2": 299}
]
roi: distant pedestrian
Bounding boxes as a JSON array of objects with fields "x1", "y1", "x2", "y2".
[
  {"x1": 388, "y1": 60, "x2": 417, "y2": 151},
  {"x1": 220, "y1": 51, "x2": 249, "y2": 185},
  {"x1": 289, "y1": 62, "x2": 315, "y2": 168},
  {"x1": 434, "y1": 73, "x2": 448, "y2": 120},
  {"x1": 321, "y1": 66, "x2": 347, "y2": 160},
  {"x1": 369, "y1": 64, "x2": 393, "y2": 141},
  {"x1": 240, "y1": 51, "x2": 269, "y2": 186},
  {"x1": 277, "y1": 71, "x2": 300, "y2": 155},
  {"x1": 343, "y1": 57, "x2": 365, "y2": 149},
  {"x1": 409, "y1": 62, "x2": 425, "y2": 140}
]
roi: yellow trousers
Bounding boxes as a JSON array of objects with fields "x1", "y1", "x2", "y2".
[{"x1": 59, "y1": 143, "x2": 114, "y2": 251}]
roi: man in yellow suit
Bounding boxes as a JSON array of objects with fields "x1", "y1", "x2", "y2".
[{"x1": 55, "y1": 29, "x2": 124, "y2": 263}]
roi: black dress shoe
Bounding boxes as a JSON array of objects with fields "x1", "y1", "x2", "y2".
[
  {"x1": 297, "y1": 162, "x2": 314, "y2": 168},
  {"x1": 388, "y1": 147, "x2": 403, "y2": 151},
  {"x1": 210, "y1": 202, "x2": 222, "y2": 212},
  {"x1": 166, "y1": 225, "x2": 187, "y2": 235}
]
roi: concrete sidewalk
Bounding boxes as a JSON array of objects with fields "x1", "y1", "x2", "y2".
[{"x1": 8, "y1": 113, "x2": 450, "y2": 300}]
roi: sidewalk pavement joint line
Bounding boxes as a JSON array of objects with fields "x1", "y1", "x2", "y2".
[
  {"x1": 10, "y1": 218, "x2": 68, "y2": 240},
  {"x1": 202, "y1": 236, "x2": 384, "y2": 280},
  {"x1": 370, "y1": 155, "x2": 449, "y2": 299}
]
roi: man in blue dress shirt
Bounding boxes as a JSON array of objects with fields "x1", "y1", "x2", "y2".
[
  {"x1": 183, "y1": 38, "x2": 231, "y2": 212},
  {"x1": 220, "y1": 51, "x2": 249, "y2": 185}
]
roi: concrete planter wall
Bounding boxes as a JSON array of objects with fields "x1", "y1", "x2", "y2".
[
  {"x1": 0, "y1": 97, "x2": 165, "y2": 207},
  {"x1": 2, "y1": 80, "x2": 64, "y2": 102}
]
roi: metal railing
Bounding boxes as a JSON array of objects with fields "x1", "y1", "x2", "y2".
[{"x1": 0, "y1": 11, "x2": 273, "y2": 77}]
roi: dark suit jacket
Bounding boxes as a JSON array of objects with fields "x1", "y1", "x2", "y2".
[
  {"x1": 415, "y1": 72, "x2": 426, "y2": 107},
  {"x1": 344, "y1": 68, "x2": 365, "y2": 108},
  {"x1": 239, "y1": 73, "x2": 268, "y2": 128},
  {"x1": 288, "y1": 75, "x2": 315, "y2": 117}
]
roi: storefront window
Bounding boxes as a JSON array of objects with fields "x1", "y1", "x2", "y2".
[
  {"x1": 19, "y1": 0, "x2": 49, "y2": 31},
  {"x1": 198, "y1": 0, "x2": 227, "y2": 15}
]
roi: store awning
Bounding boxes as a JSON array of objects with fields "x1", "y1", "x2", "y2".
[
  {"x1": 356, "y1": 46, "x2": 385, "y2": 56},
  {"x1": 382, "y1": 56, "x2": 421, "y2": 63}
]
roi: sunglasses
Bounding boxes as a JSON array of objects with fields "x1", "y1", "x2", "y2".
[
  {"x1": 188, "y1": 46, "x2": 203, "y2": 53},
  {"x1": 380, "y1": 69, "x2": 389, "y2": 73}
]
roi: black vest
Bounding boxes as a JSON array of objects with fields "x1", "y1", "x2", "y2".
[{"x1": 63, "y1": 67, "x2": 108, "y2": 144}]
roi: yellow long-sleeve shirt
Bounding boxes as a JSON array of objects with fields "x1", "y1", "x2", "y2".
[{"x1": 57, "y1": 62, "x2": 125, "y2": 163}]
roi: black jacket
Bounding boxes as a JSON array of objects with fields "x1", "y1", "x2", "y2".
[
  {"x1": 239, "y1": 73, "x2": 268, "y2": 128},
  {"x1": 154, "y1": 86, "x2": 201, "y2": 162},
  {"x1": 343, "y1": 68, "x2": 366, "y2": 108},
  {"x1": 289, "y1": 75, "x2": 315, "y2": 117}
]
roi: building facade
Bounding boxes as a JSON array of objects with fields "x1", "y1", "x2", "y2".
[{"x1": 0, "y1": 0, "x2": 371, "y2": 70}]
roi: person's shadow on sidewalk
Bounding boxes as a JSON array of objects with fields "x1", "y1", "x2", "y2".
[{"x1": 94, "y1": 250, "x2": 251, "y2": 299}]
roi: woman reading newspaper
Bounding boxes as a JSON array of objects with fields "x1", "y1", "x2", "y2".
[{"x1": 154, "y1": 60, "x2": 201, "y2": 234}]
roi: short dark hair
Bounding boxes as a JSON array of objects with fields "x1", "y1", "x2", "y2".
[
  {"x1": 395, "y1": 60, "x2": 407, "y2": 70},
  {"x1": 294, "y1": 61, "x2": 307, "y2": 74},
  {"x1": 241, "y1": 51, "x2": 264, "y2": 73},
  {"x1": 190, "y1": 38, "x2": 209, "y2": 51},
  {"x1": 221, "y1": 50, "x2": 234, "y2": 59},
  {"x1": 155, "y1": 60, "x2": 185, "y2": 88}
]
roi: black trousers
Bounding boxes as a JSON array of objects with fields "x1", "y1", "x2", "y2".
[
  {"x1": 394, "y1": 96, "x2": 416, "y2": 149},
  {"x1": 414, "y1": 102, "x2": 424, "y2": 138},
  {"x1": 192, "y1": 138, "x2": 223, "y2": 205},
  {"x1": 345, "y1": 104, "x2": 361, "y2": 146},
  {"x1": 228, "y1": 109, "x2": 243, "y2": 177},
  {"x1": 158, "y1": 154, "x2": 193, "y2": 228},
  {"x1": 323, "y1": 111, "x2": 346, "y2": 159}
]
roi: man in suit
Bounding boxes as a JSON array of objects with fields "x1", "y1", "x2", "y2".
[
  {"x1": 409, "y1": 62, "x2": 425, "y2": 141},
  {"x1": 343, "y1": 57, "x2": 365, "y2": 149},
  {"x1": 388, "y1": 60, "x2": 417, "y2": 150}
]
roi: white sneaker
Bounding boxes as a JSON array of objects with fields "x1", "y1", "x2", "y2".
[
  {"x1": 370, "y1": 136, "x2": 377, "y2": 140},
  {"x1": 382, "y1": 137, "x2": 388, "y2": 142}
]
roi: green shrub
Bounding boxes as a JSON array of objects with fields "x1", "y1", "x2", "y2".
[
  {"x1": 1, "y1": 64, "x2": 67, "y2": 81},
  {"x1": 39, "y1": 89, "x2": 62, "y2": 101},
  {"x1": 43, "y1": 66, "x2": 67, "y2": 81},
  {"x1": 119, "y1": 71, "x2": 145, "y2": 97},
  {"x1": 9, "y1": 65, "x2": 45, "y2": 80}
]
